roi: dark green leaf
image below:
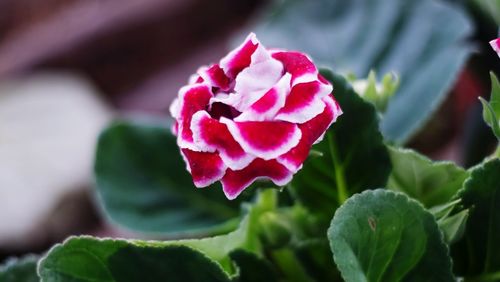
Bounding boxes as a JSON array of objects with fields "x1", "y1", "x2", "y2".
[
  {"x1": 38, "y1": 237, "x2": 231, "y2": 282},
  {"x1": 387, "y1": 146, "x2": 470, "y2": 207},
  {"x1": 230, "y1": 250, "x2": 279, "y2": 282},
  {"x1": 256, "y1": 0, "x2": 472, "y2": 142},
  {"x1": 0, "y1": 255, "x2": 39, "y2": 282},
  {"x1": 95, "y1": 120, "x2": 242, "y2": 234},
  {"x1": 290, "y1": 70, "x2": 391, "y2": 219},
  {"x1": 451, "y1": 159, "x2": 500, "y2": 279},
  {"x1": 294, "y1": 239, "x2": 341, "y2": 281},
  {"x1": 328, "y1": 189, "x2": 454, "y2": 282}
]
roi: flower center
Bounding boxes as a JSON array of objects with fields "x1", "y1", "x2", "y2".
[{"x1": 208, "y1": 102, "x2": 241, "y2": 120}]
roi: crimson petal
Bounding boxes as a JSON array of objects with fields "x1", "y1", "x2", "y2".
[
  {"x1": 221, "y1": 118, "x2": 301, "y2": 160},
  {"x1": 191, "y1": 111, "x2": 255, "y2": 170},
  {"x1": 181, "y1": 149, "x2": 226, "y2": 188},
  {"x1": 221, "y1": 159, "x2": 292, "y2": 199}
]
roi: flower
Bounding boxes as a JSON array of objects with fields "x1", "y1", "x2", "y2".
[
  {"x1": 490, "y1": 38, "x2": 500, "y2": 57},
  {"x1": 170, "y1": 33, "x2": 342, "y2": 199}
]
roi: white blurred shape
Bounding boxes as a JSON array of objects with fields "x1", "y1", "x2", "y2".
[{"x1": 0, "y1": 73, "x2": 112, "y2": 248}]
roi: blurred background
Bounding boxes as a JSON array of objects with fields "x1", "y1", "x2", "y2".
[{"x1": 0, "y1": 0, "x2": 498, "y2": 264}]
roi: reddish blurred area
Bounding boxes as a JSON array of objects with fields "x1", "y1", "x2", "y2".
[{"x1": 0, "y1": 0, "x2": 266, "y2": 111}]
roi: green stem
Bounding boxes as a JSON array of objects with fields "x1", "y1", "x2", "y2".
[
  {"x1": 270, "y1": 248, "x2": 313, "y2": 282},
  {"x1": 327, "y1": 133, "x2": 348, "y2": 204},
  {"x1": 256, "y1": 188, "x2": 278, "y2": 211},
  {"x1": 464, "y1": 271, "x2": 500, "y2": 282}
]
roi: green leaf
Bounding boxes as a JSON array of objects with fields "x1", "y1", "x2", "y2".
[
  {"x1": 328, "y1": 189, "x2": 454, "y2": 282},
  {"x1": 289, "y1": 70, "x2": 391, "y2": 219},
  {"x1": 95, "y1": 120, "x2": 242, "y2": 234},
  {"x1": 230, "y1": 250, "x2": 279, "y2": 282},
  {"x1": 38, "y1": 237, "x2": 231, "y2": 282},
  {"x1": 256, "y1": 0, "x2": 472, "y2": 142},
  {"x1": 451, "y1": 159, "x2": 500, "y2": 279},
  {"x1": 387, "y1": 146, "x2": 470, "y2": 208},
  {"x1": 479, "y1": 72, "x2": 500, "y2": 140},
  {"x1": 0, "y1": 255, "x2": 39, "y2": 282},
  {"x1": 438, "y1": 209, "x2": 469, "y2": 244},
  {"x1": 39, "y1": 192, "x2": 277, "y2": 281},
  {"x1": 294, "y1": 239, "x2": 341, "y2": 281}
]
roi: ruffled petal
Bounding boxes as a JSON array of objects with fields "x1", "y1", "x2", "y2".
[
  {"x1": 490, "y1": 38, "x2": 500, "y2": 57},
  {"x1": 191, "y1": 111, "x2": 255, "y2": 170},
  {"x1": 275, "y1": 80, "x2": 332, "y2": 124},
  {"x1": 235, "y1": 73, "x2": 291, "y2": 121},
  {"x1": 177, "y1": 84, "x2": 213, "y2": 150},
  {"x1": 198, "y1": 64, "x2": 231, "y2": 91},
  {"x1": 181, "y1": 149, "x2": 226, "y2": 188},
  {"x1": 277, "y1": 94, "x2": 342, "y2": 172},
  {"x1": 221, "y1": 159, "x2": 292, "y2": 200},
  {"x1": 220, "y1": 33, "x2": 259, "y2": 78},
  {"x1": 221, "y1": 118, "x2": 301, "y2": 160},
  {"x1": 271, "y1": 51, "x2": 318, "y2": 85}
]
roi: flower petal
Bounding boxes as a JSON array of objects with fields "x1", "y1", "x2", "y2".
[
  {"x1": 235, "y1": 73, "x2": 291, "y2": 121},
  {"x1": 181, "y1": 149, "x2": 226, "y2": 188},
  {"x1": 191, "y1": 111, "x2": 255, "y2": 170},
  {"x1": 177, "y1": 84, "x2": 213, "y2": 150},
  {"x1": 277, "y1": 94, "x2": 342, "y2": 172},
  {"x1": 198, "y1": 64, "x2": 231, "y2": 91},
  {"x1": 221, "y1": 159, "x2": 292, "y2": 200},
  {"x1": 275, "y1": 80, "x2": 332, "y2": 124},
  {"x1": 221, "y1": 118, "x2": 301, "y2": 160},
  {"x1": 271, "y1": 51, "x2": 318, "y2": 85},
  {"x1": 220, "y1": 33, "x2": 259, "y2": 78},
  {"x1": 490, "y1": 38, "x2": 500, "y2": 58}
]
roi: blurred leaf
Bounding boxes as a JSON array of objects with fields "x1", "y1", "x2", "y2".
[
  {"x1": 294, "y1": 239, "x2": 341, "y2": 281},
  {"x1": 451, "y1": 159, "x2": 500, "y2": 279},
  {"x1": 428, "y1": 198, "x2": 462, "y2": 219},
  {"x1": 95, "y1": 120, "x2": 242, "y2": 234},
  {"x1": 387, "y1": 146, "x2": 470, "y2": 207},
  {"x1": 328, "y1": 190, "x2": 454, "y2": 282},
  {"x1": 39, "y1": 193, "x2": 281, "y2": 281},
  {"x1": 38, "y1": 237, "x2": 231, "y2": 282},
  {"x1": 230, "y1": 250, "x2": 279, "y2": 282},
  {"x1": 0, "y1": 255, "x2": 39, "y2": 282},
  {"x1": 472, "y1": 0, "x2": 500, "y2": 24},
  {"x1": 479, "y1": 72, "x2": 500, "y2": 140},
  {"x1": 438, "y1": 209, "x2": 469, "y2": 244},
  {"x1": 256, "y1": 0, "x2": 472, "y2": 142},
  {"x1": 290, "y1": 70, "x2": 391, "y2": 220}
]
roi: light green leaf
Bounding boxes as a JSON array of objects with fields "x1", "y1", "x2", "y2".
[
  {"x1": 438, "y1": 209, "x2": 469, "y2": 244},
  {"x1": 95, "y1": 120, "x2": 242, "y2": 234},
  {"x1": 289, "y1": 70, "x2": 391, "y2": 220},
  {"x1": 38, "y1": 237, "x2": 231, "y2": 282},
  {"x1": 255, "y1": 0, "x2": 472, "y2": 142},
  {"x1": 472, "y1": 0, "x2": 500, "y2": 25},
  {"x1": 451, "y1": 159, "x2": 500, "y2": 279},
  {"x1": 480, "y1": 72, "x2": 500, "y2": 139},
  {"x1": 387, "y1": 146, "x2": 470, "y2": 207},
  {"x1": 0, "y1": 255, "x2": 39, "y2": 282},
  {"x1": 328, "y1": 189, "x2": 454, "y2": 282},
  {"x1": 38, "y1": 190, "x2": 279, "y2": 281}
]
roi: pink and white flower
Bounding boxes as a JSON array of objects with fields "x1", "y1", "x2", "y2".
[
  {"x1": 170, "y1": 33, "x2": 342, "y2": 200},
  {"x1": 490, "y1": 38, "x2": 500, "y2": 57}
]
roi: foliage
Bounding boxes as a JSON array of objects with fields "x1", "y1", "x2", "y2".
[{"x1": 255, "y1": 0, "x2": 472, "y2": 143}]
